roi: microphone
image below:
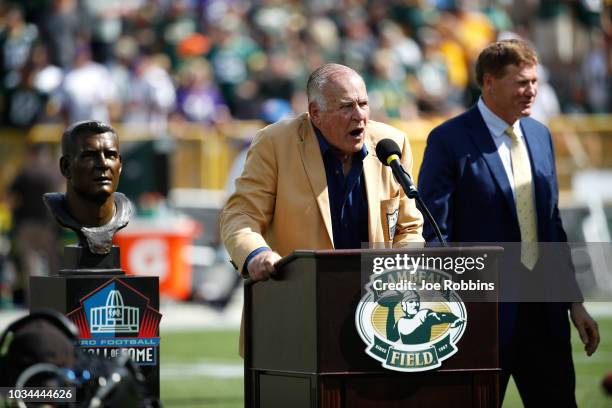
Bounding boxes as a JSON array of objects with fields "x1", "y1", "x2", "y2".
[
  {"x1": 375, "y1": 138, "x2": 447, "y2": 246},
  {"x1": 375, "y1": 139, "x2": 418, "y2": 198}
]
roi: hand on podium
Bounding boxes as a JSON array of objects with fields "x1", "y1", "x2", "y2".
[{"x1": 247, "y1": 251, "x2": 282, "y2": 281}]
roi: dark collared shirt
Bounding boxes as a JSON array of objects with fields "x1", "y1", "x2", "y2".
[{"x1": 314, "y1": 126, "x2": 369, "y2": 249}]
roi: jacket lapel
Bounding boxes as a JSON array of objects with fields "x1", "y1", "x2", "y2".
[
  {"x1": 466, "y1": 106, "x2": 517, "y2": 218},
  {"x1": 363, "y1": 137, "x2": 380, "y2": 243},
  {"x1": 298, "y1": 117, "x2": 334, "y2": 245}
]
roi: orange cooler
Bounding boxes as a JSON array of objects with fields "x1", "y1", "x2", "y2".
[{"x1": 114, "y1": 218, "x2": 200, "y2": 300}]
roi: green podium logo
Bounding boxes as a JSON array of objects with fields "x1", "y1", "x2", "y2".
[{"x1": 355, "y1": 268, "x2": 467, "y2": 372}]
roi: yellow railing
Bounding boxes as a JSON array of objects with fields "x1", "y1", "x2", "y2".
[{"x1": 1, "y1": 114, "x2": 611, "y2": 197}]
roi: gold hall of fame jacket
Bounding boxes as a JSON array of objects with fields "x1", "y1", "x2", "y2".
[{"x1": 220, "y1": 112, "x2": 425, "y2": 274}]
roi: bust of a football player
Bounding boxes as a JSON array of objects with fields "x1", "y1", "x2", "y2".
[{"x1": 44, "y1": 120, "x2": 132, "y2": 254}]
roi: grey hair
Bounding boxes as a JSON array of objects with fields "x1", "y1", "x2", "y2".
[{"x1": 306, "y1": 63, "x2": 361, "y2": 111}]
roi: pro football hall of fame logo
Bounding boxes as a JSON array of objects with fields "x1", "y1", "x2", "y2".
[
  {"x1": 355, "y1": 268, "x2": 467, "y2": 372},
  {"x1": 67, "y1": 278, "x2": 162, "y2": 366}
]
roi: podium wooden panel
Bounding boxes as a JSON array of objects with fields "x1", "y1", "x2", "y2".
[{"x1": 244, "y1": 247, "x2": 501, "y2": 408}]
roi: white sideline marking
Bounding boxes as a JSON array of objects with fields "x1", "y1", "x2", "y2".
[{"x1": 161, "y1": 361, "x2": 243, "y2": 378}]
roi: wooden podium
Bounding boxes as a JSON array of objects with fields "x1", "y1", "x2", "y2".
[{"x1": 244, "y1": 247, "x2": 501, "y2": 408}]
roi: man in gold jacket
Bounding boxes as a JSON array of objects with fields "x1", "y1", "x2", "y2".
[{"x1": 220, "y1": 63, "x2": 424, "y2": 283}]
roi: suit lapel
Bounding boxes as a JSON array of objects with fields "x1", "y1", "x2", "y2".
[
  {"x1": 363, "y1": 137, "x2": 380, "y2": 243},
  {"x1": 466, "y1": 106, "x2": 517, "y2": 218},
  {"x1": 298, "y1": 118, "x2": 334, "y2": 245}
]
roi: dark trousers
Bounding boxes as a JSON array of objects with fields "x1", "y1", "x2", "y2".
[{"x1": 499, "y1": 303, "x2": 576, "y2": 407}]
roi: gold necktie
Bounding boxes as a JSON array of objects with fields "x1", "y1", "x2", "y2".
[{"x1": 507, "y1": 127, "x2": 539, "y2": 269}]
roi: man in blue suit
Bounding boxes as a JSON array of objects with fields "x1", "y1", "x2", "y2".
[{"x1": 418, "y1": 39, "x2": 599, "y2": 406}]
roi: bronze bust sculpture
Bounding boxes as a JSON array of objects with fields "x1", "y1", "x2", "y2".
[{"x1": 43, "y1": 120, "x2": 132, "y2": 255}]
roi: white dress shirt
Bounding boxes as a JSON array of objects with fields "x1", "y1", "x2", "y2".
[{"x1": 477, "y1": 97, "x2": 526, "y2": 200}]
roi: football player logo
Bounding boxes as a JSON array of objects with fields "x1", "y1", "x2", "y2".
[
  {"x1": 355, "y1": 268, "x2": 467, "y2": 372},
  {"x1": 382, "y1": 290, "x2": 464, "y2": 345}
]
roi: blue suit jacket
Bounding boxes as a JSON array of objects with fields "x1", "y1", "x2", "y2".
[
  {"x1": 418, "y1": 105, "x2": 567, "y2": 244},
  {"x1": 418, "y1": 105, "x2": 573, "y2": 350}
]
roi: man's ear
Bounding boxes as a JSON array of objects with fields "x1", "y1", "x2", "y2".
[
  {"x1": 118, "y1": 154, "x2": 122, "y2": 174},
  {"x1": 309, "y1": 101, "x2": 320, "y2": 127},
  {"x1": 482, "y1": 73, "x2": 494, "y2": 93},
  {"x1": 59, "y1": 156, "x2": 70, "y2": 179}
]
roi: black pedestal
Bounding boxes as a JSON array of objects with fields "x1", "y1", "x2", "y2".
[{"x1": 29, "y1": 245, "x2": 161, "y2": 397}]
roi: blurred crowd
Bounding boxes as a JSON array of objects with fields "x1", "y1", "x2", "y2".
[{"x1": 0, "y1": 0, "x2": 610, "y2": 133}]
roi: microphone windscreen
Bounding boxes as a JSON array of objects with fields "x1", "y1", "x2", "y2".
[{"x1": 375, "y1": 139, "x2": 402, "y2": 166}]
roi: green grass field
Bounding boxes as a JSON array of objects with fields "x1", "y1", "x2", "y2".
[
  {"x1": 503, "y1": 316, "x2": 612, "y2": 408},
  {"x1": 161, "y1": 318, "x2": 612, "y2": 407},
  {"x1": 161, "y1": 329, "x2": 243, "y2": 408}
]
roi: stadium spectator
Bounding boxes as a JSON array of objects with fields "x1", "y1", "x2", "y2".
[
  {"x1": 59, "y1": 43, "x2": 119, "y2": 124},
  {"x1": 367, "y1": 49, "x2": 418, "y2": 120},
  {"x1": 124, "y1": 53, "x2": 177, "y2": 135},
  {"x1": 580, "y1": 32, "x2": 610, "y2": 113},
  {"x1": 415, "y1": 27, "x2": 460, "y2": 115},
  {"x1": 2, "y1": 63, "x2": 48, "y2": 128},
  {"x1": 7, "y1": 144, "x2": 61, "y2": 306},
  {"x1": 41, "y1": 0, "x2": 81, "y2": 70},
  {"x1": 107, "y1": 36, "x2": 138, "y2": 116},
  {"x1": 529, "y1": 64, "x2": 561, "y2": 125},
  {"x1": 30, "y1": 43, "x2": 63, "y2": 101},
  {"x1": 0, "y1": 4, "x2": 38, "y2": 89},
  {"x1": 175, "y1": 57, "x2": 230, "y2": 124},
  {"x1": 207, "y1": 13, "x2": 263, "y2": 116}
]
